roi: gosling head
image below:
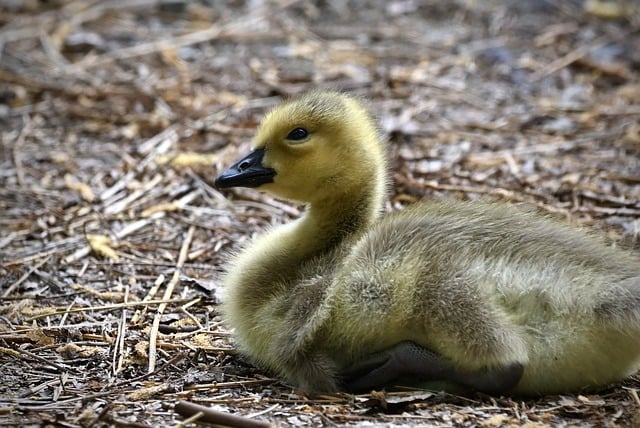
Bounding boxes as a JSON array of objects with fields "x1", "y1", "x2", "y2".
[{"x1": 215, "y1": 91, "x2": 385, "y2": 204}]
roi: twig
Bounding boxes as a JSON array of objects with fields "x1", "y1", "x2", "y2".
[
  {"x1": 140, "y1": 188, "x2": 203, "y2": 217},
  {"x1": 575, "y1": 206, "x2": 640, "y2": 217},
  {"x1": 58, "y1": 296, "x2": 79, "y2": 328},
  {"x1": 179, "y1": 304, "x2": 203, "y2": 330},
  {"x1": 40, "y1": 31, "x2": 70, "y2": 67},
  {"x1": 2, "y1": 237, "x2": 84, "y2": 267},
  {"x1": 6, "y1": 354, "x2": 186, "y2": 410},
  {"x1": 175, "y1": 401, "x2": 275, "y2": 428},
  {"x1": 148, "y1": 226, "x2": 195, "y2": 373},
  {"x1": 12, "y1": 114, "x2": 32, "y2": 186},
  {"x1": 176, "y1": 410, "x2": 204, "y2": 427},
  {"x1": 466, "y1": 141, "x2": 585, "y2": 161},
  {"x1": 529, "y1": 36, "x2": 609, "y2": 82},
  {"x1": 182, "y1": 379, "x2": 276, "y2": 391},
  {"x1": 0, "y1": 231, "x2": 17, "y2": 250},
  {"x1": 113, "y1": 285, "x2": 129, "y2": 376},
  {"x1": 75, "y1": 26, "x2": 221, "y2": 68},
  {"x1": 17, "y1": 377, "x2": 65, "y2": 400},
  {"x1": 0, "y1": 0, "x2": 157, "y2": 44},
  {"x1": 628, "y1": 388, "x2": 640, "y2": 407},
  {"x1": 130, "y1": 274, "x2": 165, "y2": 325},
  {"x1": 419, "y1": 181, "x2": 572, "y2": 217},
  {"x1": 99, "y1": 126, "x2": 178, "y2": 202},
  {"x1": 27, "y1": 297, "x2": 195, "y2": 321},
  {"x1": 103, "y1": 173, "x2": 164, "y2": 216},
  {"x1": 72, "y1": 9, "x2": 274, "y2": 70},
  {"x1": 0, "y1": 345, "x2": 81, "y2": 375},
  {"x1": 63, "y1": 211, "x2": 166, "y2": 264},
  {"x1": 246, "y1": 403, "x2": 281, "y2": 419},
  {"x1": 2, "y1": 256, "x2": 50, "y2": 297},
  {"x1": 112, "y1": 353, "x2": 185, "y2": 388}
]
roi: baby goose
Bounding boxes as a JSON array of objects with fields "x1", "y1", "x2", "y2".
[{"x1": 215, "y1": 90, "x2": 640, "y2": 396}]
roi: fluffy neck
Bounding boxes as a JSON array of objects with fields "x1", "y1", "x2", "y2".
[
  {"x1": 298, "y1": 183, "x2": 383, "y2": 255},
  {"x1": 224, "y1": 170, "x2": 386, "y2": 309},
  {"x1": 270, "y1": 171, "x2": 387, "y2": 279}
]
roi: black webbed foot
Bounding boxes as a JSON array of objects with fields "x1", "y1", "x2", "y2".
[{"x1": 341, "y1": 341, "x2": 523, "y2": 394}]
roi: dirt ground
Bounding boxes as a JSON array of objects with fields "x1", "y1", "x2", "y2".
[{"x1": 1, "y1": 0, "x2": 640, "y2": 426}]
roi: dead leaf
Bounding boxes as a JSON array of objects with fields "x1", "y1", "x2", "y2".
[
  {"x1": 64, "y1": 173, "x2": 95, "y2": 202},
  {"x1": 134, "y1": 341, "x2": 149, "y2": 359},
  {"x1": 86, "y1": 234, "x2": 119, "y2": 261},
  {"x1": 481, "y1": 414, "x2": 511, "y2": 426},
  {"x1": 57, "y1": 342, "x2": 106, "y2": 358},
  {"x1": 26, "y1": 328, "x2": 55, "y2": 346},
  {"x1": 126, "y1": 383, "x2": 172, "y2": 400},
  {"x1": 73, "y1": 284, "x2": 131, "y2": 302},
  {"x1": 584, "y1": 0, "x2": 625, "y2": 19},
  {"x1": 156, "y1": 152, "x2": 218, "y2": 167}
]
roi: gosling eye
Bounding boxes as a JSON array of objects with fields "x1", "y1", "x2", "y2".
[{"x1": 286, "y1": 127, "x2": 309, "y2": 142}]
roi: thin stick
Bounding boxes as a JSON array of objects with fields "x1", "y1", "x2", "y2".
[
  {"x1": 12, "y1": 114, "x2": 32, "y2": 186},
  {"x1": 63, "y1": 211, "x2": 166, "y2": 264},
  {"x1": 529, "y1": 36, "x2": 608, "y2": 82},
  {"x1": 2, "y1": 256, "x2": 50, "y2": 297},
  {"x1": 179, "y1": 305, "x2": 203, "y2": 330},
  {"x1": 27, "y1": 297, "x2": 195, "y2": 321},
  {"x1": 627, "y1": 388, "x2": 640, "y2": 407},
  {"x1": 148, "y1": 226, "x2": 195, "y2": 373},
  {"x1": 246, "y1": 403, "x2": 281, "y2": 419},
  {"x1": 113, "y1": 285, "x2": 129, "y2": 376},
  {"x1": 103, "y1": 173, "x2": 164, "y2": 216},
  {"x1": 420, "y1": 181, "x2": 571, "y2": 216},
  {"x1": 99, "y1": 126, "x2": 178, "y2": 202},
  {"x1": 182, "y1": 379, "x2": 276, "y2": 391},
  {"x1": 175, "y1": 401, "x2": 275, "y2": 428},
  {"x1": 2, "y1": 238, "x2": 83, "y2": 267},
  {"x1": 114, "y1": 352, "x2": 185, "y2": 388},
  {"x1": 176, "y1": 410, "x2": 204, "y2": 427},
  {"x1": 58, "y1": 296, "x2": 79, "y2": 328},
  {"x1": 130, "y1": 274, "x2": 165, "y2": 324},
  {"x1": 0, "y1": 346, "x2": 81, "y2": 375},
  {"x1": 7, "y1": 354, "x2": 187, "y2": 410}
]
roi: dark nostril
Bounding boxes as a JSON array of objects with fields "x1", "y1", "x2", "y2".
[{"x1": 239, "y1": 160, "x2": 251, "y2": 171}]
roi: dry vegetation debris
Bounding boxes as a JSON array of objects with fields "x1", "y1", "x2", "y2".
[{"x1": 1, "y1": 0, "x2": 640, "y2": 426}]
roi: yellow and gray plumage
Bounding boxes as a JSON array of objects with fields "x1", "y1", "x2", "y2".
[{"x1": 215, "y1": 90, "x2": 640, "y2": 396}]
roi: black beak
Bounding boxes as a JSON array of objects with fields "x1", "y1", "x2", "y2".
[{"x1": 215, "y1": 147, "x2": 276, "y2": 189}]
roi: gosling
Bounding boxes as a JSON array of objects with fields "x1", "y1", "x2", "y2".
[{"x1": 215, "y1": 90, "x2": 640, "y2": 396}]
